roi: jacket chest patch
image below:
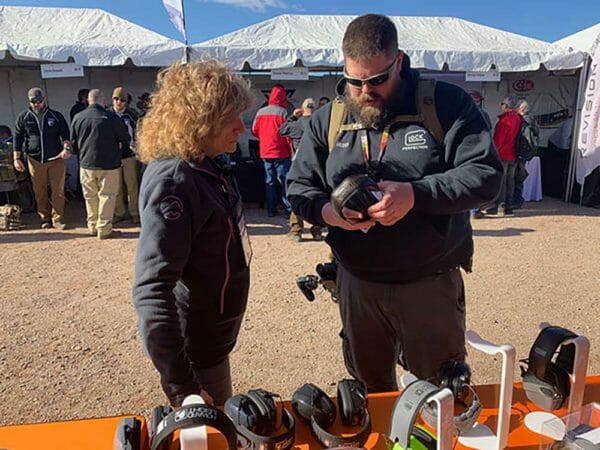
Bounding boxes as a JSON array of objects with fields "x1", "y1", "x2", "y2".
[
  {"x1": 47, "y1": 118, "x2": 56, "y2": 127},
  {"x1": 401, "y1": 129, "x2": 430, "y2": 151},
  {"x1": 160, "y1": 195, "x2": 184, "y2": 221}
]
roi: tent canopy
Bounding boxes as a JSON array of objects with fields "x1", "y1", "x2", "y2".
[
  {"x1": 191, "y1": 14, "x2": 584, "y2": 72},
  {"x1": 0, "y1": 6, "x2": 186, "y2": 67},
  {"x1": 554, "y1": 22, "x2": 600, "y2": 54}
]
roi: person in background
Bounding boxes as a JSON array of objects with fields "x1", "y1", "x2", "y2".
[
  {"x1": 13, "y1": 87, "x2": 71, "y2": 229},
  {"x1": 136, "y1": 92, "x2": 151, "y2": 118},
  {"x1": 513, "y1": 99, "x2": 539, "y2": 209},
  {"x1": 279, "y1": 97, "x2": 324, "y2": 241},
  {"x1": 109, "y1": 86, "x2": 140, "y2": 225},
  {"x1": 318, "y1": 96, "x2": 331, "y2": 108},
  {"x1": 71, "y1": 89, "x2": 130, "y2": 239},
  {"x1": 70, "y1": 88, "x2": 89, "y2": 123},
  {"x1": 469, "y1": 90, "x2": 494, "y2": 219},
  {"x1": 491, "y1": 95, "x2": 521, "y2": 216},
  {"x1": 133, "y1": 60, "x2": 254, "y2": 407},
  {"x1": 251, "y1": 84, "x2": 292, "y2": 217}
]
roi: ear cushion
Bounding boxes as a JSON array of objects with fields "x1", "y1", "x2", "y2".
[
  {"x1": 337, "y1": 379, "x2": 367, "y2": 427},
  {"x1": 410, "y1": 425, "x2": 437, "y2": 450},
  {"x1": 292, "y1": 383, "x2": 336, "y2": 428},
  {"x1": 224, "y1": 394, "x2": 268, "y2": 435},
  {"x1": 247, "y1": 389, "x2": 280, "y2": 432}
]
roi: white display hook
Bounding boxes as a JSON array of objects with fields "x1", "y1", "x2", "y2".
[
  {"x1": 180, "y1": 394, "x2": 208, "y2": 450},
  {"x1": 458, "y1": 330, "x2": 516, "y2": 450},
  {"x1": 399, "y1": 374, "x2": 454, "y2": 450}
]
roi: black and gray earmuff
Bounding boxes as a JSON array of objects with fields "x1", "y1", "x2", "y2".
[
  {"x1": 388, "y1": 380, "x2": 440, "y2": 450},
  {"x1": 291, "y1": 380, "x2": 372, "y2": 448},
  {"x1": 520, "y1": 325, "x2": 577, "y2": 411},
  {"x1": 421, "y1": 360, "x2": 482, "y2": 434},
  {"x1": 224, "y1": 388, "x2": 295, "y2": 450},
  {"x1": 150, "y1": 403, "x2": 238, "y2": 450}
]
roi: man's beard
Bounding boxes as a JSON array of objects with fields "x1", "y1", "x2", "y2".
[{"x1": 344, "y1": 82, "x2": 403, "y2": 129}]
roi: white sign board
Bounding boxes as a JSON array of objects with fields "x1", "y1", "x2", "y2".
[
  {"x1": 271, "y1": 67, "x2": 309, "y2": 81},
  {"x1": 465, "y1": 69, "x2": 501, "y2": 82},
  {"x1": 40, "y1": 63, "x2": 85, "y2": 79}
]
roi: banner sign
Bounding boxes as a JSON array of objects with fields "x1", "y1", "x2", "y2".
[
  {"x1": 271, "y1": 67, "x2": 309, "y2": 81},
  {"x1": 40, "y1": 63, "x2": 84, "y2": 79},
  {"x1": 465, "y1": 69, "x2": 501, "y2": 82},
  {"x1": 162, "y1": 0, "x2": 187, "y2": 41},
  {"x1": 576, "y1": 54, "x2": 600, "y2": 184}
]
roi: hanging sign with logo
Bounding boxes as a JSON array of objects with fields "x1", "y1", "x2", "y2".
[
  {"x1": 40, "y1": 63, "x2": 84, "y2": 79},
  {"x1": 465, "y1": 69, "x2": 501, "y2": 82},
  {"x1": 512, "y1": 79, "x2": 535, "y2": 92},
  {"x1": 271, "y1": 67, "x2": 309, "y2": 81}
]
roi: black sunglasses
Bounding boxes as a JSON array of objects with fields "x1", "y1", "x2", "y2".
[
  {"x1": 29, "y1": 99, "x2": 43, "y2": 104},
  {"x1": 344, "y1": 55, "x2": 398, "y2": 88},
  {"x1": 113, "y1": 97, "x2": 127, "y2": 102}
]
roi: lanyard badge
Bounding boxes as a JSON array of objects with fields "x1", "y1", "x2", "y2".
[{"x1": 360, "y1": 126, "x2": 390, "y2": 178}]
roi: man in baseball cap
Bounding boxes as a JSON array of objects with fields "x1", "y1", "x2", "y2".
[{"x1": 13, "y1": 87, "x2": 71, "y2": 229}]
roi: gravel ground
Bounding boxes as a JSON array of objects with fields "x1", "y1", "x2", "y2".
[{"x1": 0, "y1": 197, "x2": 598, "y2": 426}]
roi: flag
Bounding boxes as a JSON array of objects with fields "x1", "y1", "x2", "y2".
[
  {"x1": 576, "y1": 38, "x2": 600, "y2": 184},
  {"x1": 162, "y1": 0, "x2": 187, "y2": 42}
]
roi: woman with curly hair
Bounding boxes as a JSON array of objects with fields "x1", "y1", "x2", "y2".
[{"x1": 133, "y1": 60, "x2": 254, "y2": 406}]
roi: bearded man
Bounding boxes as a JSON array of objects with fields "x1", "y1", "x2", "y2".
[{"x1": 286, "y1": 14, "x2": 502, "y2": 392}]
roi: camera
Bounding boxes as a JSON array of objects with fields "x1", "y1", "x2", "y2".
[{"x1": 296, "y1": 261, "x2": 338, "y2": 302}]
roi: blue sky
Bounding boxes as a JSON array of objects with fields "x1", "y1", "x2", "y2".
[{"x1": 5, "y1": 0, "x2": 600, "y2": 44}]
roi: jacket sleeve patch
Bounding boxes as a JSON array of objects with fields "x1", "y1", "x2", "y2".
[{"x1": 159, "y1": 195, "x2": 184, "y2": 221}]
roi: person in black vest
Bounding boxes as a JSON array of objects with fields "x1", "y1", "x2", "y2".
[
  {"x1": 71, "y1": 89, "x2": 130, "y2": 239},
  {"x1": 287, "y1": 14, "x2": 502, "y2": 392}
]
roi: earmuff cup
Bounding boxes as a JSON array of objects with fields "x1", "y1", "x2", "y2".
[
  {"x1": 520, "y1": 325, "x2": 577, "y2": 411},
  {"x1": 292, "y1": 380, "x2": 371, "y2": 448},
  {"x1": 224, "y1": 389, "x2": 295, "y2": 450}
]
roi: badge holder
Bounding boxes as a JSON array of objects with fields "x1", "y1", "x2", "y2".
[
  {"x1": 524, "y1": 322, "x2": 591, "y2": 436},
  {"x1": 457, "y1": 330, "x2": 516, "y2": 450},
  {"x1": 180, "y1": 394, "x2": 208, "y2": 450},
  {"x1": 399, "y1": 374, "x2": 455, "y2": 450}
]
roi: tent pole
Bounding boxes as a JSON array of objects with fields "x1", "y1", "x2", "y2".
[{"x1": 565, "y1": 54, "x2": 590, "y2": 202}]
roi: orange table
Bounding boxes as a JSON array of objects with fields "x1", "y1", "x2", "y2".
[{"x1": 0, "y1": 377, "x2": 598, "y2": 450}]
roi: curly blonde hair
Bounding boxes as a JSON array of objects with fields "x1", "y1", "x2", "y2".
[{"x1": 137, "y1": 60, "x2": 254, "y2": 162}]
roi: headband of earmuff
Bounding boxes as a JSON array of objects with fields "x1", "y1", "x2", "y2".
[
  {"x1": 388, "y1": 380, "x2": 441, "y2": 450},
  {"x1": 292, "y1": 381, "x2": 372, "y2": 448},
  {"x1": 224, "y1": 389, "x2": 295, "y2": 450},
  {"x1": 421, "y1": 360, "x2": 482, "y2": 434},
  {"x1": 527, "y1": 326, "x2": 577, "y2": 380},
  {"x1": 521, "y1": 325, "x2": 578, "y2": 411},
  {"x1": 150, "y1": 403, "x2": 237, "y2": 450}
]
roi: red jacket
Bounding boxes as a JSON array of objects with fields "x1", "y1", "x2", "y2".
[
  {"x1": 493, "y1": 110, "x2": 521, "y2": 161},
  {"x1": 251, "y1": 85, "x2": 292, "y2": 159}
]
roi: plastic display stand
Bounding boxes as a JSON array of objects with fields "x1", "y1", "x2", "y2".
[
  {"x1": 524, "y1": 322, "x2": 591, "y2": 436},
  {"x1": 399, "y1": 374, "x2": 454, "y2": 450},
  {"x1": 180, "y1": 394, "x2": 208, "y2": 450},
  {"x1": 458, "y1": 330, "x2": 516, "y2": 450}
]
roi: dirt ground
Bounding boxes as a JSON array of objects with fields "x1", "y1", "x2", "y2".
[{"x1": 0, "y1": 197, "x2": 598, "y2": 427}]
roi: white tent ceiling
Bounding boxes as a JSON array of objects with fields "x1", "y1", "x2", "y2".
[
  {"x1": 0, "y1": 6, "x2": 186, "y2": 67},
  {"x1": 191, "y1": 14, "x2": 584, "y2": 72},
  {"x1": 554, "y1": 22, "x2": 600, "y2": 54}
]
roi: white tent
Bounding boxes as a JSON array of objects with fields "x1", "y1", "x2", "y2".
[
  {"x1": 0, "y1": 6, "x2": 186, "y2": 66},
  {"x1": 555, "y1": 22, "x2": 600, "y2": 54},
  {"x1": 191, "y1": 14, "x2": 583, "y2": 72}
]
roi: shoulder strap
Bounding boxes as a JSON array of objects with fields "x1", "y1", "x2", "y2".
[
  {"x1": 416, "y1": 78, "x2": 444, "y2": 146},
  {"x1": 327, "y1": 96, "x2": 348, "y2": 152}
]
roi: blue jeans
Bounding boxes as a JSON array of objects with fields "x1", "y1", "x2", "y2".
[{"x1": 263, "y1": 158, "x2": 291, "y2": 215}]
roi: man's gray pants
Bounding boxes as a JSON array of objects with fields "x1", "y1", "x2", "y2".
[{"x1": 337, "y1": 264, "x2": 467, "y2": 392}]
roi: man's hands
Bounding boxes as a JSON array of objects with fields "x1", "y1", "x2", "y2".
[
  {"x1": 58, "y1": 149, "x2": 71, "y2": 160},
  {"x1": 322, "y1": 181, "x2": 415, "y2": 230},
  {"x1": 367, "y1": 181, "x2": 415, "y2": 226},
  {"x1": 293, "y1": 108, "x2": 303, "y2": 118},
  {"x1": 13, "y1": 158, "x2": 25, "y2": 172},
  {"x1": 321, "y1": 202, "x2": 376, "y2": 231}
]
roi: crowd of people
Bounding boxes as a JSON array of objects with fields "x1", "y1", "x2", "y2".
[{"x1": 1, "y1": 86, "x2": 151, "y2": 238}]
